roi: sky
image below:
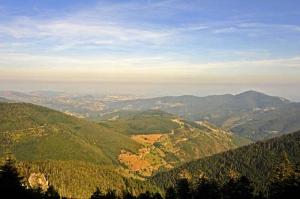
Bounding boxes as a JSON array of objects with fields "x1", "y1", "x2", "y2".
[{"x1": 0, "y1": 0, "x2": 300, "y2": 99}]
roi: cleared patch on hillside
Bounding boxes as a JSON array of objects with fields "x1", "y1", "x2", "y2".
[
  {"x1": 118, "y1": 119, "x2": 246, "y2": 177},
  {"x1": 119, "y1": 134, "x2": 173, "y2": 176},
  {"x1": 132, "y1": 134, "x2": 163, "y2": 145}
]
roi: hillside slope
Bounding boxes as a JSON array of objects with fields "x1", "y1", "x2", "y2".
[
  {"x1": 104, "y1": 91, "x2": 300, "y2": 140},
  {"x1": 2, "y1": 90, "x2": 299, "y2": 141},
  {"x1": 230, "y1": 103, "x2": 300, "y2": 140},
  {"x1": 0, "y1": 103, "x2": 141, "y2": 164},
  {"x1": 98, "y1": 110, "x2": 251, "y2": 176},
  {"x1": 150, "y1": 131, "x2": 300, "y2": 193},
  {"x1": 0, "y1": 103, "x2": 152, "y2": 198},
  {"x1": 0, "y1": 103, "x2": 250, "y2": 198},
  {"x1": 98, "y1": 110, "x2": 180, "y2": 135}
]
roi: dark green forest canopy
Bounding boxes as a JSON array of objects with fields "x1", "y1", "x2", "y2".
[
  {"x1": 150, "y1": 131, "x2": 300, "y2": 193},
  {"x1": 0, "y1": 102, "x2": 141, "y2": 164},
  {"x1": 1, "y1": 157, "x2": 300, "y2": 199},
  {"x1": 98, "y1": 110, "x2": 180, "y2": 135}
]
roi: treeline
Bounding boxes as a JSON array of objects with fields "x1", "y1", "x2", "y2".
[
  {"x1": 0, "y1": 158, "x2": 60, "y2": 199},
  {"x1": 16, "y1": 160, "x2": 159, "y2": 198},
  {"x1": 90, "y1": 161, "x2": 300, "y2": 199},
  {"x1": 1, "y1": 158, "x2": 299, "y2": 199},
  {"x1": 151, "y1": 131, "x2": 300, "y2": 193},
  {"x1": 162, "y1": 163, "x2": 300, "y2": 199}
]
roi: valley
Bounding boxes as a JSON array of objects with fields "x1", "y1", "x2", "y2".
[
  {"x1": 0, "y1": 101, "x2": 249, "y2": 198},
  {"x1": 0, "y1": 90, "x2": 299, "y2": 198},
  {"x1": 2, "y1": 90, "x2": 300, "y2": 141}
]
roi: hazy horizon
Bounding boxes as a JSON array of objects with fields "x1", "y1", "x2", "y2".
[{"x1": 1, "y1": 81, "x2": 300, "y2": 102}]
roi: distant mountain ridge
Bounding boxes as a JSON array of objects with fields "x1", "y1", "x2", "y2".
[
  {"x1": 105, "y1": 90, "x2": 290, "y2": 120},
  {"x1": 104, "y1": 90, "x2": 298, "y2": 140},
  {"x1": 1, "y1": 90, "x2": 299, "y2": 141}
]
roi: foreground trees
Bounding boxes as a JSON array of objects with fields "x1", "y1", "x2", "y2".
[
  {"x1": 0, "y1": 158, "x2": 26, "y2": 198},
  {"x1": 0, "y1": 159, "x2": 299, "y2": 199},
  {"x1": 89, "y1": 164, "x2": 300, "y2": 199},
  {"x1": 0, "y1": 158, "x2": 60, "y2": 199},
  {"x1": 268, "y1": 161, "x2": 300, "y2": 199}
]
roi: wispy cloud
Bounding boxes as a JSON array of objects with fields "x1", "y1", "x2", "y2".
[
  {"x1": 0, "y1": 18, "x2": 171, "y2": 45},
  {"x1": 0, "y1": 51, "x2": 299, "y2": 84},
  {"x1": 1, "y1": 14, "x2": 299, "y2": 53},
  {"x1": 0, "y1": 0, "x2": 300, "y2": 86}
]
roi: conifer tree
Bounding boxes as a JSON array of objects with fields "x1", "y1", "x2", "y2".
[
  {"x1": 105, "y1": 189, "x2": 118, "y2": 199},
  {"x1": 165, "y1": 187, "x2": 176, "y2": 199},
  {"x1": 175, "y1": 178, "x2": 190, "y2": 199},
  {"x1": 91, "y1": 187, "x2": 105, "y2": 199},
  {"x1": 122, "y1": 191, "x2": 136, "y2": 199},
  {"x1": 222, "y1": 176, "x2": 254, "y2": 199},
  {"x1": 193, "y1": 177, "x2": 221, "y2": 199},
  {"x1": 269, "y1": 161, "x2": 300, "y2": 199},
  {"x1": 0, "y1": 158, "x2": 26, "y2": 198}
]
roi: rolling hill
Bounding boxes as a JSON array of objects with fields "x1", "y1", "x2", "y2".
[
  {"x1": 103, "y1": 91, "x2": 300, "y2": 141},
  {"x1": 0, "y1": 102, "x2": 250, "y2": 198},
  {"x1": 230, "y1": 102, "x2": 300, "y2": 140},
  {"x1": 97, "y1": 109, "x2": 250, "y2": 176},
  {"x1": 2, "y1": 90, "x2": 299, "y2": 141},
  {"x1": 98, "y1": 110, "x2": 180, "y2": 135},
  {"x1": 0, "y1": 102, "x2": 141, "y2": 164},
  {"x1": 0, "y1": 102, "x2": 150, "y2": 198},
  {"x1": 0, "y1": 90, "x2": 128, "y2": 118},
  {"x1": 150, "y1": 130, "x2": 300, "y2": 193}
]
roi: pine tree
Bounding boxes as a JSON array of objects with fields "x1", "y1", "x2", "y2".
[
  {"x1": 222, "y1": 176, "x2": 254, "y2": 199},
  {"x1": 193, "y1": 177, "x2": 221, "y2": 199},
  {"x1": 91, "y1": 187, "x2": 105, "y2": 199},
  {"x1": 269, "y1": 162, "x2": 300, "y2": 199},
  {"x1": 137, "y1": 191, "x2": 152, "y2": 199},
  {"x1": 44, "y1": 185, "x2": 60, "y2": 199},
  {"x1": 152, "y1": 192, "x2": 163, "y2": 199},
  {"x1": 122, "y1": 190, "x2": 136, "y2": 199},
  {"x1": 105, "y1": 189, "x2": 118, "y2": 199},
  {"x1": 165, "y1": 187, "x2": 176, "y2": 199},
  {"x1": 0, "y1": 158, "x2": 26, "y2": 198},
  {"x1": 175, "y1": 178, "x2": 190, "y2": 199}
]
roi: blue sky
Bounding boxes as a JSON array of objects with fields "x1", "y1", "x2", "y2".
[{"x1": 0, "y1": 0, "x2": 300, "y2": 98}]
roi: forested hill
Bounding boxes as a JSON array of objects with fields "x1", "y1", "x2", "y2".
[
  {"x1": 2, "y1": 90, "x2": 300, "y2": 141},
  {"x1": 0, "y1": 102, "x2": 247, "y2": 198},
  {"x1": 0, "y1": 102, "x2": 152, "y2": 198},
  {"x1": 0, "y1": 102, "x2": 141, "y2": 164},
  {"x1": 103, "y1": 91, "x2": 300, "y2": 141},
  {"x1": 150, "y1": 131, "x2": 300, "y2": 193}
]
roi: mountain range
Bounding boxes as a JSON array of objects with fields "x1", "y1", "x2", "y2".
[
  {"x1": 1, "y1": 90, "x2": 299, "y2": 141},
  {"x1": 102, "y1": 91, "x2": 300, "y2": 141},
  {"x1": 1, "y1": 90, "x2": 300, "y2": 198}
]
